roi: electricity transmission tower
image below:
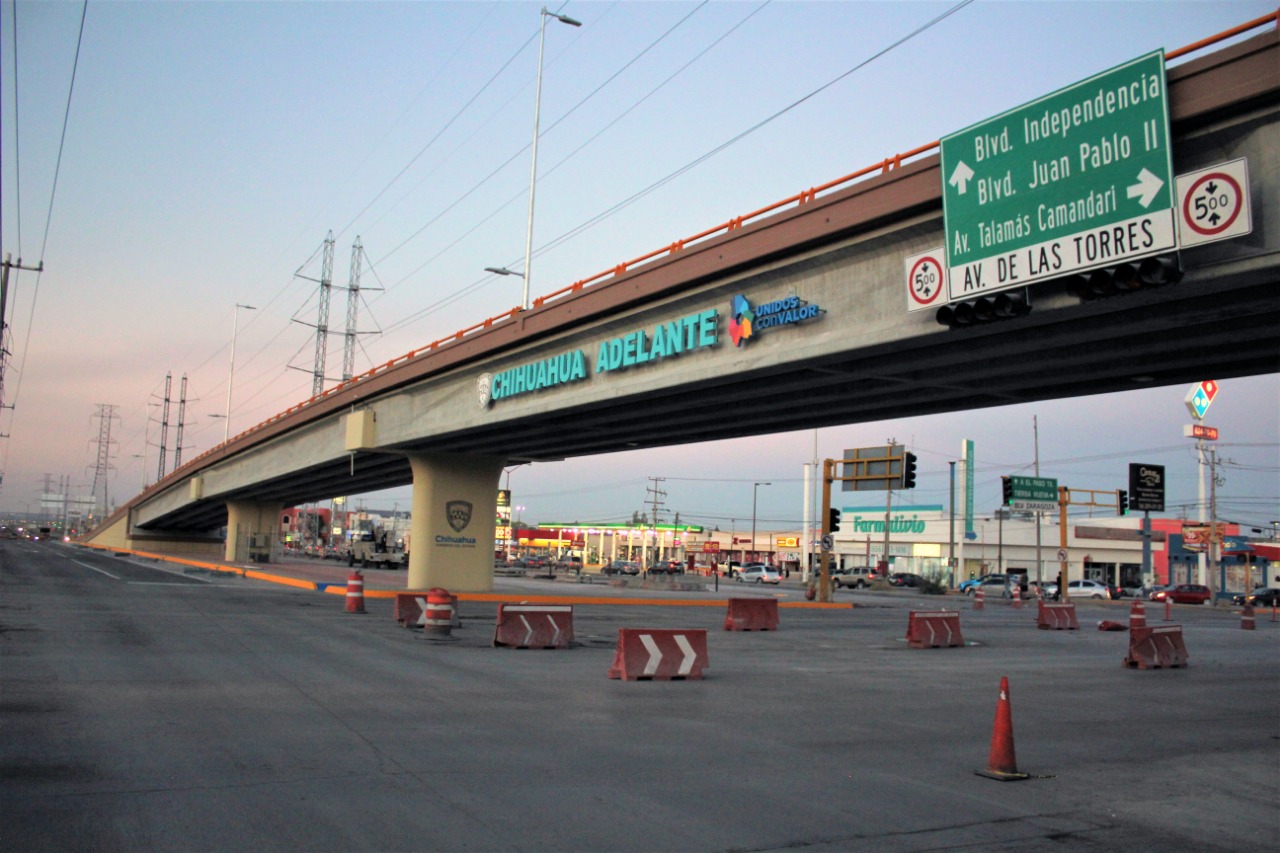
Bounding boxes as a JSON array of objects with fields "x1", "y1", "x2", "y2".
[{"x1": 88, "y1": 404, "x2": 120, "y2": 520}]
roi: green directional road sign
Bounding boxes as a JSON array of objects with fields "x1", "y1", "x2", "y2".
[
  {"x1": 1008, "y1": 476, "x2": 1059, "y2": 512},
  {"x1": 941, "y1": 50, "x2": 1175, "y2": 301}
]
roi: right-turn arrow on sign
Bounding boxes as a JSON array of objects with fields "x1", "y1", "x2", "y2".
[{"x1": 940, "y1": 49, "x2": 1176, "y2": 302}]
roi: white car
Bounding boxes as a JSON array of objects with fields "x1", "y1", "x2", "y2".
[
  {"x1": 1066, "y1": 579, "x2": 1111, "y2": 599},
  {"x1": 736, "y1": 564, "x2": 781, "y2": 584}
]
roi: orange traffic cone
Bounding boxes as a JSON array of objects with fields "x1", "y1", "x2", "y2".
[
  {"x1": 345, "y1": 571, "x2": 366, "y2": 614},
  {"x1": 1129, "y1": 599, "x2": 1146, "y2": 629},
  {"x1": 1241, "y1": 606, "x2": 1255, "y2": 631},
  {"x1": 973, "y1": 589, "x2": 985, "y2": 611},
  {"x1": 976, "y1": 676, "x2": 1030, "y2": 781}
]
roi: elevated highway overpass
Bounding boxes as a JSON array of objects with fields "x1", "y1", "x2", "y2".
[{"x1": 90, "y1": 24, "x2": 1280, "y2": 592}]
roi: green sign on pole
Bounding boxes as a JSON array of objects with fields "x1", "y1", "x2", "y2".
[
  {"x1": 941, "y1": 50, "x2": 1175, "y2": 300},
  {"x1": 1009, "y1": 476, "x2": 1059, "y2": 512}
]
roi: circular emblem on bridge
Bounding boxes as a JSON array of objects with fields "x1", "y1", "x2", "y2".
[{"x1": 477, "y1": 373, "x2": 493, "y2": 409}]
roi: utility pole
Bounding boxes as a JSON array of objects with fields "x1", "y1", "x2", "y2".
[
  {"x1": 1, "y1": 255, "x2": 44, "y2": 420},
  {"x1": 1034, "y1": 415, "x2": 1043, "y2": 585},
  {"x1": 646, "y1": 477, "x2": 667, "y2": 564}
]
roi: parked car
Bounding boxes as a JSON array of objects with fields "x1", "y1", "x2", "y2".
[
  {"x1": 646, "y1": 560, "x2": 684, "y2": 575},
  {"x1": 1028, "y1": 581, "x2": 1055, "y2": 599},
  {"x1": 961, "y1": 573, "x2": 1006, "y2": 595},
  {"x1": 1156, "y1": 583, "x2": 1211, "y2": 605},
  {"x1": 890, "y1": 572, "x2": 924, "y2": 588},
  {"x1": 553, "y1": 555, "x2": 583, "y2": 571},
  {"x1": 976, "y1": 576, "x2": 1010, "y2": 597},
  {"x1": 1066, "y1": 579, "x2": 1112, "y2": 599},
  {"x1": 832, "y1": 566, "x2": 883, "y2": 589},
  {"x1": 602, "y1": 560, "x2": 640, "y2": 576},
  {"x1": 736, "y1": 564, "x2": 781, "y2": 584},
  {"x1": 1232, "y1": 587, "x2": 1280, "y2": 607}
]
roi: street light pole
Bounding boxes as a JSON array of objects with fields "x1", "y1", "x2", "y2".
[
  {"x1": 521, "y1": 6, "x2": 581, "y2": 310},
  {"x1": 223, "y1": 303, "x2": 256, "y2": 442},
  {"x1": 752, "y1": 482, "x2": 771, "y2": 564}
]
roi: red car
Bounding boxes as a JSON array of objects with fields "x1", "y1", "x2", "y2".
[{"x1": 1155, "y1": 583, "x2": 1212, "y2": 605}]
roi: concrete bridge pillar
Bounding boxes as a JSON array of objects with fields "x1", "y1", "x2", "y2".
[
  {"x1": 407, "y1": 453, "x2": 505, "y2": 592},
  {"x1": 225, "y1": 500, "x2": 284, "y2": 563}
]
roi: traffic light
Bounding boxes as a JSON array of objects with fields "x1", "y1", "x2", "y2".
[
  {"x1": 1117, "y1": 489, "x2": 1128, "y2": 516},
  {"x1": 1001, "y1": 476, "x2": 1013, "y2": 506},
  {"x1": 901, "y1": 452, "x2": 918, "y2": 489},
  {"x1": 828, "y1": 507, "x2": 841, "y2": 532}
]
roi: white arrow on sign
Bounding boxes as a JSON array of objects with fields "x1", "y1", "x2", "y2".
[
  {"x1": 415, "y1": 596, "x2": 428, "y2": 625},
  {"x1": 949, "y1": 160, "x2": 975, "y2": 195},
  {"x1": 639, "y1": 634, "x2": 662, "y2": 676},
  {"x1": 519, "y1": 615, "x2": 534, "y2": 645},
  {"x1": 1127, "y1": 167, "x2": 1164, "y2": 208},
  {"x1": 673, "y1": 634, "x2": 696, "y2": 676}
]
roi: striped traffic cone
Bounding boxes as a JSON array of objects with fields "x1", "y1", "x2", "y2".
[
  {"x1": 345, "y1": 571, "x2": 366, "y2": 614},
  {"x1": 1241, "y1": 606, "x2": 1255, "y2": 631},
  {"x1": 1129, "y1": 599, "x2": 1146, "y2": 630},
  {"x1": 976, "y1": 676, "x2": 1030, "y2": 781},
  {"x1": 974, "y1": 589, "x2": 985, "y2": 611}
]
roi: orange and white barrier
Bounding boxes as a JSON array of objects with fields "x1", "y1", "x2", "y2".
[
  {"x1": 1037, "y1": 601, "x2": 1079, "y2": 630},
  {"x1": 608, "y1": 629, "x2": 708, "y2": 680},
  {"x1": 494, "y1": 604, "x2": 574, "y2": 649},
  {"x1": 424, "y1": 587, "x2": 453, "y2": 636},
  {"x1": 1129, "y1": 600, "x2": 1147, "y2": 629},
  {"x1": 344, "y1": 571, "x2": 366, "y2": 614},
  {"x1": 973, "y1": 589, "x2": 985, "y2": 611},
  {"x1": 1123, "y1": 625, "x2": 1189, "y2": 669},
  {"x1": 1010, "y1": 587, "x2": 1023, "y2": 609},
  {"x1": 905, "y1": 610, "x2": 964, "y2": 649},
  {"x1": 1240, "y1": 605, "x2": 1255, "y2": 631},
  {"x1": 724, "y1": 598, "x2": 779, "y2": 631}
]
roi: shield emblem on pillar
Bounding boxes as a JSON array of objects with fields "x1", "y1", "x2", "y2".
[{"x1": 446, "y1": 500, "x2": 473, "y2": 532}]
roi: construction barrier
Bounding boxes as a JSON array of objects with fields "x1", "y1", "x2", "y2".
[
  {"x1": 394, "y1": 593, "x2": 427, "y2": 627},
  {"x1": 1037, "y1": 601, "x2": 1079, "y2": 630},
  {"x1": 1129, "y1": 600, "x2": 1147, "y2": 629},
  {"x1": 973, "y1": 590, "x2": 985, "y2": 611},
  {"x1": 1164, "y1": 598, "x2": 1173, "y2": 621},
  {"x1": 424, "y1": 587, "x2": 453, "y2": 636},
  {"x1": 1010, "y1": 587, "x2": 1023, "y2": 609},
  {"x1": 494, "y1": 603, "x2": 574, "y2": 649},
  {"x1": 608, "y1": 629, "x2": 708, "y2": 680},
  {"x1": 1240, "y1": 606, "x2": 1255, "y2": 631},
  {"x1": 976, "y1": 676, "x2": 1030, "y2": 781},
  {"x1": 1123, "y1": 625, "x2": 1189, "y2": 669},
  {"x1": 344, "y1": 571, "x2": 366, "y2": 614},
  {"x1": 724, "y1": 597, "x2": 780, "y2": 631},
  {"x1": 905, "y1": 610, "x2": 964, "y2": 649}
]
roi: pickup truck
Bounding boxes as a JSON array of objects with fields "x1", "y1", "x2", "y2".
[{"x1": 347, "y1": 533, "x2": 407, "y2": 569}]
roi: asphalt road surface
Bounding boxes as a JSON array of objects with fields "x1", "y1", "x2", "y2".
[{"x1": 3, "y1": 540, "x2": 1276, "y2": 852}]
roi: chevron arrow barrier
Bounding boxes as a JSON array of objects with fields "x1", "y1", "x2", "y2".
[
  {"x1": 608, "y1": 629, "x2": 708, "y2": 680},
  {"x1": 493, "y1": 604, "x2": 574, "y2": 649}
]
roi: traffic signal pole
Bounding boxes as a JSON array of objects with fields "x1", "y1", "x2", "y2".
[
  {"x1": 818, "y1": 459, "x2": 834, "y2": 602},
  {"x1": 1056, "y1": 485, "x2": 1126, "y2": 602}
]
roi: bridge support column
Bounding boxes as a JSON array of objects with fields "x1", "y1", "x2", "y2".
[
  {"x1": 407, "y1": 453, "x2": 505, "y2": 592},
  {"x1": 225, "y1": 500, "x2": 283, "y2": 563}
]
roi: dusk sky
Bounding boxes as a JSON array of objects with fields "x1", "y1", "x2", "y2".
[{"x1": 3, "y1": 1, "x2": 1276, "y2": 534}]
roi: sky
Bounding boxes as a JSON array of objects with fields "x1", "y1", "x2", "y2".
[{"x1": 2, "y1": 0, "x2": 1277, "y2": 536}]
